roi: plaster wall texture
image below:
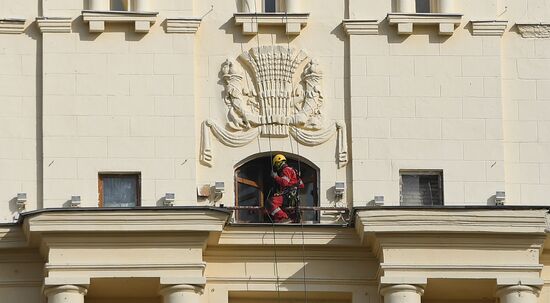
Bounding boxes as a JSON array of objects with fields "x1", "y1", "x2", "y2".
[
  {"x1": 39, "y1": 0, "x2": 197, "y2": 208},
  {"x1": 0, "y1": 1, "x2": 40, "y2": 222}
]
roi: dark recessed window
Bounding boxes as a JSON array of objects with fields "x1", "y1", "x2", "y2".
[
  {"x1": 235, "y1": 156, "x2": 318, "y2": 223},
  {"x1": 264, "y1": 0, "x2": 277, "y2": 12},
  {"x1": 99, "y1": 173, "x2": 141, "y2": 207},
  {"x1": 416, "y1": 0, "x2": 431, "y2": 13},
  {"x1": 400, "y1": 170, "x2": 443, "y2": 206}
]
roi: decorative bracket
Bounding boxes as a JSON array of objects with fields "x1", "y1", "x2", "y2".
[{"x1": 516, "y1": 23, "x2": 550, "y2": 38}]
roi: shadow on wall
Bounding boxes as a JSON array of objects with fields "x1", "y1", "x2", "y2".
[{"x1": 72, "y1": 15, "x2": 147, "y2": 42}]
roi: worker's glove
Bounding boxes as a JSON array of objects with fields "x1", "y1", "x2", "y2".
[{"x1": 271, "y1": 171, "x2": 277, "y2": 178}]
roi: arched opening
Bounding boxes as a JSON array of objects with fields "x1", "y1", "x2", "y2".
[{"x1": 234, "y1": 153, "x2": 319, "y2": 224}]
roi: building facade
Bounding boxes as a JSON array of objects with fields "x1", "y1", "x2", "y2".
[{"x1": 1, "y1": 0, "x2": 550, "y2": 302}]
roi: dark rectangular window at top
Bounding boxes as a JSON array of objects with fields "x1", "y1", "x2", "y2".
[
  {"x1": 416, "y1": 0, "x2": 431, "y2": 13},
  {"x1": 400, "y1": 170, "x2": 443, "y2": 206},
  {"x1": 264, "y1": 0, "x2": 277, "y2": 12},
  {"x1": 99, "y1": 173, "x2": 140, "y2": 207}
]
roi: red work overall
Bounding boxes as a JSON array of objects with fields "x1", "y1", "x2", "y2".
[{"x1": 269, "y1": 166, "x2": 304, "y2": 222}]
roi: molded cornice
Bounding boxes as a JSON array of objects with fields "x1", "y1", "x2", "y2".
[
  {"x1": 342, "y1": 19, "x2": 379, "y2": 35},
  {"x1": 0, "y1": 18, "x2": 26, "y2": 34},
  {"x1": 356, "y1": 208, "x2": 547, "y2": 235},
  {"x1": 165, "y1": 18, "x2": 202, "y2": 33},
  {"x1": 471, "y1": 20, "x2": 508, "y2": 36},
  {"x1": 36, "y1": 17, "x2": 72, "y2": 33},
  {"x1": 23, "y1": 207, "x2": 230, "y2": 234}
]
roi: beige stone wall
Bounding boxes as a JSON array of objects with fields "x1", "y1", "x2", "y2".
[
  {"x1": 0, "y1": 0, "x2": 40, "y2": 222},
  {"x1": 501, "y1": 2, "x2": 550, "y2": 204},
  {"x1": 40, "y1": 0, "x2": 197, "y2": 208},
  {"x1": 349, "y1": 0, "x2": 507, "y2": 205}
]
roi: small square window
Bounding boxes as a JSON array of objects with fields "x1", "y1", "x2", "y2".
[
  {"x1": 400, "y1": 170, "x2": 443, "y2": 206},
  {"x1": 99, "y1": 173, "x2": 141, "y2": 207}
]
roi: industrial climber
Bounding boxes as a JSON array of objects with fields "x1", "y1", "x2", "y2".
[{"x1": 269, "y1": 154, "x2": 305, "y2": 223}]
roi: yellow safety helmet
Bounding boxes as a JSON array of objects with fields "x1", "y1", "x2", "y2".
[{"x1": 272, "y1": 154, "x2": 287, "y2": 170}]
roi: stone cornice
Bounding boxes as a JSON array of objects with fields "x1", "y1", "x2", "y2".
[
  {"x1": 165, "y1": 18, "x2": 202, "y2": 33},
  {"x1": 23, "y1": 208, "x2": 230, "y2": 235},
  {"x1": 36, "y1": 17, "x2": 72, "y2": 33},
  {"x1": 0, "y1": 18, "x2": 26, "y2": 34},
  {"x1": 516, "y1": 23, "x2": 550, "y2": 38},
  {"x1": 342, "y1": 19, "x2": 379, "y2": 35},
  {"x1": 471, "y1": 20, "x2": 508, "y2": 36},
  {"x1": 355, "y1": 209, "x2": 548, "y2": 235},
  {"x1": 216, "y1": 225, "x2": 360, "y2": 246},
  {"x1": 0, "y1": 226, "x2": 27, "y2": 249}
]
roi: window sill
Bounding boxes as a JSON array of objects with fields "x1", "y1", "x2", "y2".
[
  {"x1": 0, "y1": 18, "x2": 26, "y2": 34},
  {"x1": 387, "y1": 13, "x2": 463, "y2": 35},
  {"x1": 82, "y1": 10, "x2": 159, "y2": 33},
  {"x1": 234, "y1": 12, "x2": 309, "y2": 35}
]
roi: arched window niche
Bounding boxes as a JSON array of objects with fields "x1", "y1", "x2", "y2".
[{"x1": 234, "y1": 152, "x2": 319, "y2": 224}]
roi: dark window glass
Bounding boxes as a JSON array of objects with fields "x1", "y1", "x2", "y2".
[
  {"x1": 400, "y1": 171, "x2": 443, "y2": 206},
  {"x1": 264, "y1": 0, "x2": 277, "y2": 12},
  {"x1": 235, "y1": 156, "x2": 318, "y2": 223},
  {"x1": 416, "y1": 0, "x2": 431, "y2": 13},
  {"x1": 99, "y1": 174, "x2": 140, "y2": 207},
  {"x1": 111, "y1": 0, "x2": 128, "y2": 11}
]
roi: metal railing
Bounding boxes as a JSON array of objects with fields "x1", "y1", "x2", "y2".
[{"x1": 227, "y1": 205, "x2": 351, "y2": 225}]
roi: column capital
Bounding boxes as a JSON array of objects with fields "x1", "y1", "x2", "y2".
[
  {"x1": 159, "y1": 284, "x2": 204, "y2": 296},
  {"x1": 380, "y1": 284, "x2": 425, "y2": 297},
  {"x1": 496, "y1": 285, "x2": 541, "y2": 298},
  {"x1": 44, "y1": 284, "x2": 88, "y2": 297}
]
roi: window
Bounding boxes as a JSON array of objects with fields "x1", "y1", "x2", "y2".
[
  {"x1": 99, "y1": 173, "x2": 141, "y2": 207},
  {"x1": 415, "y1": 0, "x2": 431, "y2": 13},
  {"x1": 264, "y1": 0, "x2": 277, "y2": 12},
  {"x1": 111, "y1": 0, "x2": 128, "y2": 11},
  {"x1": 235, "y1": 155, "x2": 319, "y2": 223},
  {"x1": 400, "y1": 170, "x2": 443, "y2": 206}
]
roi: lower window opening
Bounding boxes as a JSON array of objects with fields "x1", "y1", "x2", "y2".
[{"x1": 234, "y1": 155, "x2": 319, "y2": 224}]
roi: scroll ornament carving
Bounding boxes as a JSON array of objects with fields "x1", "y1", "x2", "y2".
[
  {"x1": 517, "y1": 24, "x2": 550, "y2": 38},
  {"x1": 201, "y1": 46, "x2": 348, "y2": 167}
]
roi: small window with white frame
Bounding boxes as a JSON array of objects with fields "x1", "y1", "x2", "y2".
[{"x1": 400, "y1": 170, "x2": 443, "y2": 206}]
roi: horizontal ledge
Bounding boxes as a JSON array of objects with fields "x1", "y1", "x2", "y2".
[
  {"x1": 0, "y1": 18, "x2": 26, "y2": 34},
  {"x1": 387, "y1": 13, "x2": 463, "y2": 24},
  {"x1": 471, "y1": 20, "x2": 508, "y2": 36},
  {"x1": 36, "y1": 17, "x2": 72, "y2": 33},
  {"x1": 165, "y1": 17, "x2": 202, "y2": 33},
  {"x1": 82, "y1": 10, "x2": 158, "y2": 22},
  {"x1": 234, "y1": 12, "x2": 309, "y2": 24},
  {"x1": 342, "y1": 19, "x2": 379, "y2": 35}
]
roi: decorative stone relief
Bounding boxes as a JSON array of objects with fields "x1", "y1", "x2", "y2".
[
  {"x1": 201, "y1": 46, "x2": 348, "y2": 168},
  {"x1": 517, "y1": 24, "x2": 550, "y2": 38}
]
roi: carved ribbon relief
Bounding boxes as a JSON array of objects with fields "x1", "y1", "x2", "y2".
[{"x1": 201, "y1": 46, "x2": 348, "y2": 167}]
